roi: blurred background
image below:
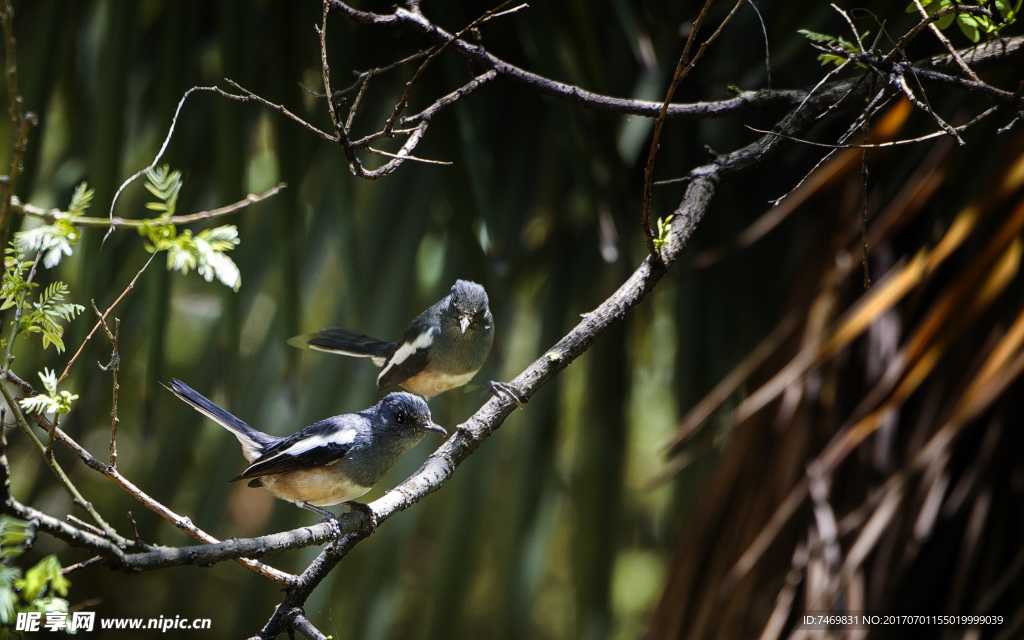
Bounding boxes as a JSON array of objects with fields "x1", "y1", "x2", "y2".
[{"x1": 2, "y1": 0, "x2": 1023, "y2": 638}]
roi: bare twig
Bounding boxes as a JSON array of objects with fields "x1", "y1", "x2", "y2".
[
  {"x1": 745, "y1": 102, "x2": 1000, "y2": 149},
  {"x1": 643, "y1": 0, "x2": 748, "y2": 257},
  {"x1": 61, "y1": 555, "x2": 102, "y2": 575},
  {"x1": 127, "y1": 511, "x2": 141, "y2": 547},
  {"x1": 885, "y1": 5, "x2": 997, "y2": 64},
  {"x1": 14, "y1": 182, "x2": 286, "y2": 229},
  {"x1": 0, "y1": 112, "x2": 36, "y2": 253},
  {"x1": 832, "y1": 3, "x2": 866, "y2": 54},
  {"x1": 66, "y1": 515, "x2": 105, "y2": 538},
  {"x1": 288, "y1": 610, "x2": 330, "y2": 640},
  {"x1": 745, "y1": 0, "x2": 771, "y2": 88},
  {"x1": 58, "y1": 253, "x2": 156, "y2": 386},
  {"x1": 343, "y1": 74, "x2": 371, "y2": 133},
  {"x1": 364, "y1": 147, "x2": 452, "y2": 165},
  {"x1": 382, "y1": 1, "x2": 521, "y2": 135},
  {"x1": 317, "y1": 0, "x2": 340, "y2": 135},
  {"x1": 13, "y1": 183, "x2": 286, "y2": 229},
  {"x1": 891, "y1": 69, "x2": 964, "y2": 144},
  {"x1": 106, "y1": 86, "x2": 221, "y2": 239},
  {"x1": 909, "y1": 0, "x2": 981, "y2": 82},
  {"x1": 92, "y1": 302, "x2": 120, "y2": 467},
  {"x1": 217, "y1": 80, "x2": 336, "y2": 142},
  {"x1": 642, "y1": 0, "x2": 720, "y2": 256},
  {"x1": 400, "y1": 70, "x2": 497, "y2": 126}
]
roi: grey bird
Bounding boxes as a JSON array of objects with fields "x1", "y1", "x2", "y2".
[
  {"x1": 294, "y1": 279, "x2": 520, "y2": 402},
  {"x1": 165, "y1": 379, "x2": 446, "y2": 519}
]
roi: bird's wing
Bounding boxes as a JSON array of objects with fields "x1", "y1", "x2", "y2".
[
  {"x1": 232, "y1": 419, "x2": 358, "y2": 480},
  {"x1": 293, "y1": 328, "x2": 396, "y2": 367},
  {"x1": 377, "y1": 321, "x2": 438, "y2": 391}
]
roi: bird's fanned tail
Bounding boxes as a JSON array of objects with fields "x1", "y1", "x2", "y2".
[
  {"x1": 164, "y1": 379, "x2": 278, "y2": 460},
  {"x1": 291, "y1": 328, "x2": 397, "y2": 367}
]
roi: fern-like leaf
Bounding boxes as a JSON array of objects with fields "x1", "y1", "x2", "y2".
[
  {"x1": 144, "y1": 165, "x2": 182, "y2": 216},
  {"x1": 67, "y1": 182, "x2": 94, "y2": 215}
]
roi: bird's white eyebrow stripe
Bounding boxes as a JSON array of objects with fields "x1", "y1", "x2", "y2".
[{"x1": 380, "y1": 327, "x2": 436, "y2": 378}]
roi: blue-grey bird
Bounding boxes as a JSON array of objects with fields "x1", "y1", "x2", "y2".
[
  {"x1": 295, "y1": 279, "x2": 520, "y2": 402},
  {"x1": 165, "y1": 379, "x2": 446, "y2": 519}
]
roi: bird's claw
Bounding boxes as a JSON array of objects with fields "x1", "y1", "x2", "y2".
[
  {"x1": 484, "y1": 380, "x2": 525, "y2": 408},
  {"x1": 324, "y1": 514, "x2": 342, "y2": 538},
  {"x1": 344, "y1": 501, "x2": 379, "y2": 532},
  {"x1": 301, "y1": 502, "x2": 343, "y2": 537}
]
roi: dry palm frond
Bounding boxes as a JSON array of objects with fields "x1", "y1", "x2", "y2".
[{"x1": 649, "y1": 101, "x2": 1024, "y2": 639}]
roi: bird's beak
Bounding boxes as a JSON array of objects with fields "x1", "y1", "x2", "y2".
[
  {"x1": 422, "y1": 421, "x2": 447, "y2": 437},
  {"x1": 459, "y1": 315, "x2": 471, "y2": 336}
]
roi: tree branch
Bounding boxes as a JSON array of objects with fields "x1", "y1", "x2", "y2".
[
  {"x1": 326, "y1": 1, "x2": 1024, "y2": 119},
  {"x1": 11, "y1": 183, "x2": 287, "y2": 229}
]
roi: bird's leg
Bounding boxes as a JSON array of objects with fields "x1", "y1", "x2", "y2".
[
  {"x1": 343, "y1": 501, "x2": 379, "y2": 532},
  {"x1": 484, "y1": 380, "x2": 525, "y2": 408},
  {"x1": 300, "y1": 502, "x2": 342, "y2": 537}
]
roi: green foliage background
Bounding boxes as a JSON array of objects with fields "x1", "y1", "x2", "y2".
[{"x1": 1, "y1": 1, "x2": 1020, "y2": 638}]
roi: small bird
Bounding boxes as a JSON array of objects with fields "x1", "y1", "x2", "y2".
[
  {"x1": 295, "y1": 279, "x2": 520, "y2": 402},
  {"x1": 165, "y1": 379, "x2": 447, "y2": 520}
]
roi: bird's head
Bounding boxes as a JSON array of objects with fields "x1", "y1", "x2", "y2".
[{"x1": 448, "y1": 280, "x2": 492, "y2": 336}]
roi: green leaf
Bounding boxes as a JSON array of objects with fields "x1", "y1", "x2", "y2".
[
  {"x1": 0, "y1": 585, "x2": 18, "y2": 628},
  {"x1": 19, "y1": 283, "x2": 84, "y2": 352},
  {"x1": 197, "y1": 225, "x2": 239, "y2": 252},
  {"x1": 0, "y1": 517, "x2": 33, "y2": 551},
  {"x1": 653, "y1": 215, "x2": 674, "y2": 252},
  {"x1": 14, "y1": 218, "x2": 81, "y2": 269},
  {"x1": 144, "y1": 165, "x2": 182, "y2": 217},
  {"x1": 958, "y1": 15, "x2": 981, "y2": 41},
  {"x1": 39, "y1": 368, "x2": 57, "y2": 396},
  {"x1": 66, "y1": 182, "x2": 94, "y2": 215},
  {"x1": 18, "y1": 369, "x2": 79, "y2": 416},
  {"x1": 16, "y1": 556, "x2": 68, "y2": 602},
  {"x1": 30, "y1": 595, "x2": 69, "y2": 615},
  {"x1": 798, "y1": 28, "x2": 867, "y2": 68},
  {"x1": 136, "y1": 169, "x2": 243, "y2": 291},
  {"x1": 797, "y1": 29, "x2": 837, "y2": 45}
]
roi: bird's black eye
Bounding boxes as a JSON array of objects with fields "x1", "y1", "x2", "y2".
[{"x1": 394, "y1": 412, "x2": 406, "y2": 425}]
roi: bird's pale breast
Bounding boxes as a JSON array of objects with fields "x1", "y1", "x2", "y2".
[
  {"x1": 400, "y1": 365, "x2": 479, "y2": 398},
  {"x1": 259, "y1": 460, "x2": 371, "y2": 507}
]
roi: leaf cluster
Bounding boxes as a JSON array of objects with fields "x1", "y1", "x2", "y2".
[
  {"x1": 653, "y1": 215, "x2": 674, "y2": 252},
  {"x1": 0, "y1": 517, "x2": 69, "y2": 639},
  {"x1": 908, "y1": 0, "x2": 1021, "y2": 43},
  {"x1": 18, "y1": 368, "x2": 79, "y2": 417},
  {"x1": 19, "y1": 282, "x2": 84, "y2": 353},
  {"x1": 798, "y1": 29, "x2": 869, "y2": 67},
  {"x1": 0, "y1": 247, "x2": 83, "y2": 353},
  {"x1": 138, "y1": 166, "x2": 242, "y2": 291},
  {"x1": 14, "y1": 183, "x2": 91, "y2": 269},
  {"x1": 0, "y1": 247, "x2": 32, "y2": 313}
]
